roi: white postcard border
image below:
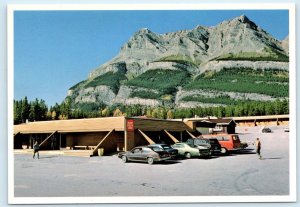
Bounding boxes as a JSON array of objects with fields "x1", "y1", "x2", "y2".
[{"x1": 7, "y1": 3, "x2": 296, "y2": 204}]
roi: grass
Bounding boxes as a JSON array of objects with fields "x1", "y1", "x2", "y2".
[
  {"x1": 213, "y1": 47, "x2": 289, "y2": 62},
  {"x1": 156, "y1": 55, "x2": 200, "y2": 67}
]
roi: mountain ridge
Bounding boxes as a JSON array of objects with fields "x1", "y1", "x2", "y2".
[{"x1": 67, "y1": 15, "x2": 289, "y2": 109}]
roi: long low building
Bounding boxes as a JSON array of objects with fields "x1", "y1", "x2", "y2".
[
  {"x1": 232, "y1": 114, "x2": 289, "y2": 126},
  {"x1": 14, "y1": 115, "x2": 289, "y2": 156},
  {"x1": 14, "y1": 116, "x2": 216, "y2": 156}
]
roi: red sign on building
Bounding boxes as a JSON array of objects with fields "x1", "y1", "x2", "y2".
[{"x1": 126, "y1": 119, "x2": 135, "y2": 132}]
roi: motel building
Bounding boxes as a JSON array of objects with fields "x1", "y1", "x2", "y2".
[
  {"x1": 13, "y1": 116, "x2": 217, "y2": 156},
  {"x1": 13, "y1": 115, "x2": 289, "y2": 157}
]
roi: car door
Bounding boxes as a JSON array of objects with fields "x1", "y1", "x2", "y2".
[
  {"x1": 129, "y1": 147, "x2": 142, "y2": 161},
  {"x1": 186, "y1": 144, "x2": 198, "y2": 156},
  {"x1": 172, "y1": 144, "x2": 184, "y2": 155},
  {"x1": 141, "y1": 147, "x2": 152, "y2": 161}
]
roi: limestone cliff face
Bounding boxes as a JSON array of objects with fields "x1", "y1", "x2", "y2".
[
  {"x1": 71, "y1": 86, "x2": 116, "y2": 105},
  {"x1": 67, "y1": 15, "x2": 289, "y2": 108},
  {"x1": 88, "y1": 15, "x2": 288, "y2": 79},
  {"x1": 281, "y1": 36, "x2": 289, "y2": 54}
]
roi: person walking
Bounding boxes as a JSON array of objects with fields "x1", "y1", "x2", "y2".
[
  {"x1": 255, "y1": 137, "x2": 262, "y2": 159},
  {"x1": 33, "y1": 141, "x2": 40, "y2": 159}
]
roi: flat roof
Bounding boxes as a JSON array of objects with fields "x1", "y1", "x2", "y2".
[
  {"x1": 14, "y1": 116, "x2": 193, "y2": 134},
  {"x1": 128, "y1": 117, "x2": 192, "y2": 132},
  {"x1": 14, "y1": 117, "x2": 125, "y2": 134}
]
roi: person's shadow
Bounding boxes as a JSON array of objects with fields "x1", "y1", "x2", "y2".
[
  {"x1": 38, "y1": 156, "x2": 58, "y2": 159},
  {"x1": 260, "y1": 157, "x2": 282, "y2": 160}
]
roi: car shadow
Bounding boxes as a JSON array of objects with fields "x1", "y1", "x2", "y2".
[
  {"x1": 201, "y1": 156, "x2": 220, "y2": 160},
  {"x1": 231, "y1": 149, "x2": 256, "y2": 155},
  {"x1": 174, "y1": 156, "x2": 220, "y2": 160},
  {"x1": 158, "y1": 160, "x2": 182, "y2": 165}
]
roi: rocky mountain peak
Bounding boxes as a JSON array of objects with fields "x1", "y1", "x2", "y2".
[
  {"x1": 237, "y1": 14, "x2": 251, "y2": 23},
  {"x1": 218, "y1": 14, "x2": 258, "y2": 31},
  {"x1": 135, "y1": 28, "x2": 152, "y2": 35},
  {"x1": 71, "y1": 15, "x2": 289, "y2": 109}
]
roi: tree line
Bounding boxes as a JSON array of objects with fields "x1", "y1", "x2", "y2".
[{"x1": 14, "y1": 96, "x2": 289, "y2": 124}]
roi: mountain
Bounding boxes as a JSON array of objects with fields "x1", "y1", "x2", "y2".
[
  {"x1": 67, "y1": 15, "x2": 289, "y2": 109},
  {"x1": 281, "y1": 35, "x2": 289, "y2": 54}
]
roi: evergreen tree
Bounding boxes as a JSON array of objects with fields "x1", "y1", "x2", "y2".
[
  {"x1": 14, "y1": 100, "x2": 22, "y2": 124},
  {"x1": 20, "y1": 96, "x2": 30, "y2": 123}
]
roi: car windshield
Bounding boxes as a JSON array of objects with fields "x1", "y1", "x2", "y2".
[
  {"x1": 187, "y1": 144, "x2": 195, "y2": 148},
  {"x1": 196, "y1": 139, "x2": 209, "y2": 144}
]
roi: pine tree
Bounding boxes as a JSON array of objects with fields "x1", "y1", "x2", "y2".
[
  {"x1": 14, "y1": 100, "x2": 22, "y2": 124},
  {"x1": 21, "y1": 96, "x2": 30, "y2": 123}
]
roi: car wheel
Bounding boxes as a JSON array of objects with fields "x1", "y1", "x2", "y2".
[
  {"x1": 121, "y1": 155, "x2": 127, "y2": 163},
  {"x1": 221, "y1": 147, "x2": 228, "y2": 154},
  {"x1": 147, "y1": 157, "x2": 154, "y2": 165},
  {"x1": 185, "y1": 152, "x2": 191, "y2": 159}
]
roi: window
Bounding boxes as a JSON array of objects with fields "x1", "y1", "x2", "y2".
[
  {"x1": 149, "y1": 147, "x2": 162, "y2": 152},
  {"x1": 233, "y1": 135, "x2": 240, "y2": 141},
  {"x1": 216, "y1": 136, "x2": 223, "y2": 141},
  {"x1": 142, "y1": 148, "x2": 152, "y2": 152},
  {"x1": 133, "y1": 148, "x2": 141, "y2": 153},
  {"x1": 223, "y1": 136, "x2": 229, "y2": 141}
]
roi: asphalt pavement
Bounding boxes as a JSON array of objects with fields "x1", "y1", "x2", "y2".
[{"x1": 13, "y1": 125, "x2": 290, "y2": 197}]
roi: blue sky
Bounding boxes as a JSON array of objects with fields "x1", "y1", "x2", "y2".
[{"x1": 14, "y1": 10, "x2": 289, "y2": 107}]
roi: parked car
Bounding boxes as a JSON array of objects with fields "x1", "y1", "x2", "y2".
[
  {"x1": 171, "y1": 142, "x2": 210, "y2": 158},
  {"x1": 187, "y1": 138, "x2": 211, "y2": 149},
  {"x1": 187, "y1": 138, "x2": 221, "y2": 155},
  {"x1": 148, "y1": 144, "x2": 178, "y2": 158},
  {"x1": 262, "y1": 127, "x2": 272, "y2": 133},
  {"x1": 118, "y1": 146, "x2": 171, "y2": 165},
  {"x1": 202, "y1": 134, "x2": 244, "y2": 154}
]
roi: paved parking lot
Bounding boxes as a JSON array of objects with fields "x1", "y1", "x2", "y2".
[{"x1": 14, "y1": 126, "x2": 290, "y2": 197}]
